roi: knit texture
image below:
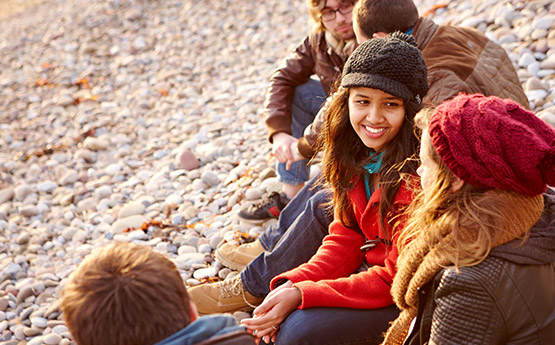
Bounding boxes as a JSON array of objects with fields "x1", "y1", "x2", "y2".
[
  {"x1": 382, "y1": 191, "x2": 544, "y2": 345},
  {"x1": 429, "y1": 94, "x2": 555, "y2": 196},
  {"x1": 341, "y1": 32, "x2": 429, "y2": 103}
]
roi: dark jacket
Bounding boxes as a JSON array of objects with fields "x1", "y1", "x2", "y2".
[
  {"x1": 404, "y1": 188, "x2": 555, "y2": 345},
  {"x1": 155, "y1": 314, "x2": 255, "y2": 345},
  {"x1": 264, "y1": 30, "x2": 347, "y2": 143},
  {"x1": 298, "y1": 17, "x2": 529, "y2": 159}
]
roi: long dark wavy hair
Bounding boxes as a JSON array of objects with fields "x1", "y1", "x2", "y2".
[{"x1": 320, "y1": 86, "x2": 423, "y2": 240}]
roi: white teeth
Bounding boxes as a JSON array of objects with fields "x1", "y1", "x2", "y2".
[{"x1": 364, "y1": 126, "x2": 385, "y2": 134}]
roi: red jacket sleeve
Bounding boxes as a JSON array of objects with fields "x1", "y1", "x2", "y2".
[{"x1": 270, "y1": 181, "x2": 414, "y2": 310}]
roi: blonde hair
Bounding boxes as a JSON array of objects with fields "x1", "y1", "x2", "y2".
[
  {"x1": 399, "y1": 109, "x2": 535, "y2": 268},
  {"x1": 61, "y1": 242, "x2": 192, "y2": 345}
]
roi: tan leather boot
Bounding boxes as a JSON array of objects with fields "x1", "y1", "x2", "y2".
[
  {"x1": 215, "y1": 239, "x2": 265, "y2": 270},
  {"x1": 187, "y1": 274, "x2": 264, "y2": 315}
]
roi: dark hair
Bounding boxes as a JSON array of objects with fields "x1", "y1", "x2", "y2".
[
  {"x1": 61, "y1": 242, "x2": 193, "y2": 345},
  {"x1": 355, "y1": 0, "x2": 419, "y2": 38},
  {"x1": 320, "y1": 86, "x2": 422, "y2": 239}
]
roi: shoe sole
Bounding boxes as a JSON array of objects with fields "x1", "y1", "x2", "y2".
[
  {"x1": 236, "y1": 214, "x2": 268, "y2": 224},
  {"x1": 215, "y1": 250, "x2": 248, "y2": 271}
]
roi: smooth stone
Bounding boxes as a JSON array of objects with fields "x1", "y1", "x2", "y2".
[
  {"x1": 245, "y1": 187, "x2": 263, "y2": 200},
  {"x1": 518, "y1": 52, "x2": 536, "y2": 68},
  {"x1": 37, "y1": 181, "x2": 58, "y2": 193},
  {"x1": 0, "y1": 297, "x2": 10, "y2": 311},
  {"x1": 178, "y1": 245, "x2": 197, "y2": 255},
  {"x1": 171, "y1": 214, "x2": 184, "y2": 225},
  {"x1": 174, "y1": 253, "x2": 205, "y2": 270},
  {"x1": 201, "y1": 171, "x2": 220, "y2": 186},
  {"x1": 19, "y1": 205, "x2": 39, "y2": 217},
  {"x1": 30, "y1": 316, "x2": 48, "y2": 328},
  {"x1": 59, "y1": 170, "x2": 78, "y2": 185},
  {"x1": 44, "y1": 333, "x2": 62, "y2": 345},
  {"x1": 15, "y1": 232, "x2": 30, "y2": 245},
  {"x1": 0, "y1": 188, "x2": 14, "y2": 204},
  {"x1": 94, "y1": 185, "x2": 112, "y2": 199},
  {"x1": 165, "y1": 193, "x2": 183, "y2": 205},
  {"x1": 525, "y1": 76, "x2": 548, "y2": 91},
  {"x1": 179, "y1": 149, "x2": 200, "y2": 171},
  {"x1": 105, "y1": 163, "x2": 122, "y2": 175},
  {"x1": 117, "y1": 202, "x2": 145, "y2": 219},
  {"x1": 533, "y1": 16, "x2": 553, "y2": 30},
  {"x1": 77, "y1": 197, "x2": 97, "y2": 212},
  {"x1": 83, "y1": 137, "x2": 108, "y2": 151},
  {"x1": 192, "y1": 267, "x2": 217, "y2": 279},
  {"x1": 111, "y1": 215, "x2": 147, "y2": 234},
  {"x1": 127, "y1": 229, "x2": 148, "y2": 241},
  {"x1": 0, "y1": 320, "x2": 7, "y2": 333},
  {"x1": 538, "y1": 110, "x2": 555, "y2": 127},
  {"x1": 14, "y1": 185, "x2": 32, "y2": 201},
  {"x1": 540, "y1": 55, "x2": 555, "y2": 69},
  {"x1": 198, "y1": 243, "x2": 212, "y2": 254},
  {"x1": 57, "y1": 94, "x2": 74, "y2": 106}
]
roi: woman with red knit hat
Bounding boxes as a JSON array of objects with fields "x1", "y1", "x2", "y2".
[{"x1": 383, "y1": 93, "x2": 555, "y2": 345}]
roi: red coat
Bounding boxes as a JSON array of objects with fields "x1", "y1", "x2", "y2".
[{"x1": 270, "y1": 178, "x2": 415, "y2": 309}]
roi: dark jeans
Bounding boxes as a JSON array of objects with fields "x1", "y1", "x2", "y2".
[
  {"x1": 241, "y1": 176, "x2": 331, "y2": 297},
  {"x1": 262, "y1": 305, "x2": 400, "y2": 345},
  {"x1": 276, "y1": 79, "x2": 327, "y2": 185}
]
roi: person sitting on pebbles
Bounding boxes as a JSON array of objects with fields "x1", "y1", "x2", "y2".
[
  {"x1": 383, "y1": 94, "x2": 555, "y2": 344},
  {"x1": 60, "y1": 242, "x2": 255, "y2": 345},
  {"x1": 238, "y1": 0, "x2": 358, "y2": 223},
  {"x1": 190, "y1": 0, "x2": 533, "y2": 319}
]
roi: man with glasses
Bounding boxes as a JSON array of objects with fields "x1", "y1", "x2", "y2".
[{"x1": 235, "y1": 0, "x2": 356, "y2": 224}]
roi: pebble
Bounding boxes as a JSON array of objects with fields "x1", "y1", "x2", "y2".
[{"x1": 0, "y1": 0, "x2": 553, "y2": 343}]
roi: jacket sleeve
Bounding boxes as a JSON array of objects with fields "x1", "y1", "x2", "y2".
[
  {"x1": 264, "y1": 35, "x2": 318, "y2": 142},
  {"x1": 270, "y1": 219, "x2": 399, "y2": 310},
  {"x1": 429, "y1": 268, "x2": 506, "y2": 345}
]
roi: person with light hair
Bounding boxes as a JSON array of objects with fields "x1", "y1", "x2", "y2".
[{"x1": 384, "y1": 94, "x2": 555, "y2": 344}]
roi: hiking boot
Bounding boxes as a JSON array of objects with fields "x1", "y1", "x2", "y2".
[
  {"x1": 215, "y1": 239, "x2": 265, "y2": 270},
  {"x1": 187, "y1": 274, "x2": 264, "y2": 315},
  {"x1": 237, "y1": 191, "x2": 289, "y2": 223}
]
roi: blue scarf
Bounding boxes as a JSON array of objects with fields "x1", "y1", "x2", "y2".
[{"x1": 363, "y1": 152, "x2": 383, "y2": 201}]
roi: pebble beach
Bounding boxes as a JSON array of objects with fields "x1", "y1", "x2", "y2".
[{"x1": 0, "y1": 0, "x2": 553, "y2": 343}]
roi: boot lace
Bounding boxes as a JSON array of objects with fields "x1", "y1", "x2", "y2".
[{"x1": 219, "y1": 275, "x2": 259, "y2": 309}]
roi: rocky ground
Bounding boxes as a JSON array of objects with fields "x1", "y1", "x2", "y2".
[{"x1": 0, "y1": 0, "x2": 553, "y2": 344}]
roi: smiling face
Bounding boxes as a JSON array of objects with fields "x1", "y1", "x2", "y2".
[
  {"x1": 321, "y1": 0, "x2": 355, "y2": 41},
  {"x1": 417, "y1": 130, "x2": 439, "y2": 201},
  {"x1": 348, "y1": 87, "x2": 406, "y2": 152}
]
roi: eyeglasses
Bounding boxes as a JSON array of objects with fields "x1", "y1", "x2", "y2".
[{"x1": 320, "y1": 3, "x2": 354, "y2": 22}]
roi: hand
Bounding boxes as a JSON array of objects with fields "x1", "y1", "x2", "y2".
[
  {"x1": 241, "y1": 281, "x2": 301, "y2": 343},
  {"x1": 285, "y1": 141, "x2": 305, "y2": 170},
  {"x1": 272, "y1": 133, "x2": 298, "y2": 167}
]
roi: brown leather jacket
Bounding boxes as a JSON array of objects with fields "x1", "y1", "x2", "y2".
[
  {"x1": 264, "y1": 30, "x2": 347, "y2": 143},
  {"x1": 299, "y1": 17, "x2": 529, "y2": 159}
]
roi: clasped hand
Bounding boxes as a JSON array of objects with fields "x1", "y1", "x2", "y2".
[
  {"x1": 272, "y1": 133, "x2": 305, "y2": 170},
  {"x1": 241, "y1": 280, "x2": 301, "y2": 344}
]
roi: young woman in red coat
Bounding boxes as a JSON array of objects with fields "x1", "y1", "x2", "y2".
[{"x1": 241, "y1": 32, "x2": 430, "y2": 345}]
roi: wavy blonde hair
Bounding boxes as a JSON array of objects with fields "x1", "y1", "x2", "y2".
[{"x1": 399, "y1": 108, "x2": 536, "y2": 268}]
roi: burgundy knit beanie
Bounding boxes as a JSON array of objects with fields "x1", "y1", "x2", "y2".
[{"x1": 429, "y1": 94, "x2": 555, "y2": 196}]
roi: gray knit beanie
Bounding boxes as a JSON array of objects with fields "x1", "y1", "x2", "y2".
[{"x1": 341, "y1": 32, "x2": 429, "y2": 103}]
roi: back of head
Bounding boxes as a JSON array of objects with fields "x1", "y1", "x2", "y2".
[
  {"x1": 354, "y1": 0, "x2": 419, "y2": 38},
  {"x1": 61, "y1": 242, "x2": 192, "y2": 345},
  {"x1": 429, "y1": 93, "x2": 555, "y2": 196}
]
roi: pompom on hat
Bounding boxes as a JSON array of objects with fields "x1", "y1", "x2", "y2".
[
  {"x1": 341, "y1": 31, "x2": 429, "y2": 104},
  {"x1": 429, "y1": 93, "x2": 555, "y2": 196}
]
